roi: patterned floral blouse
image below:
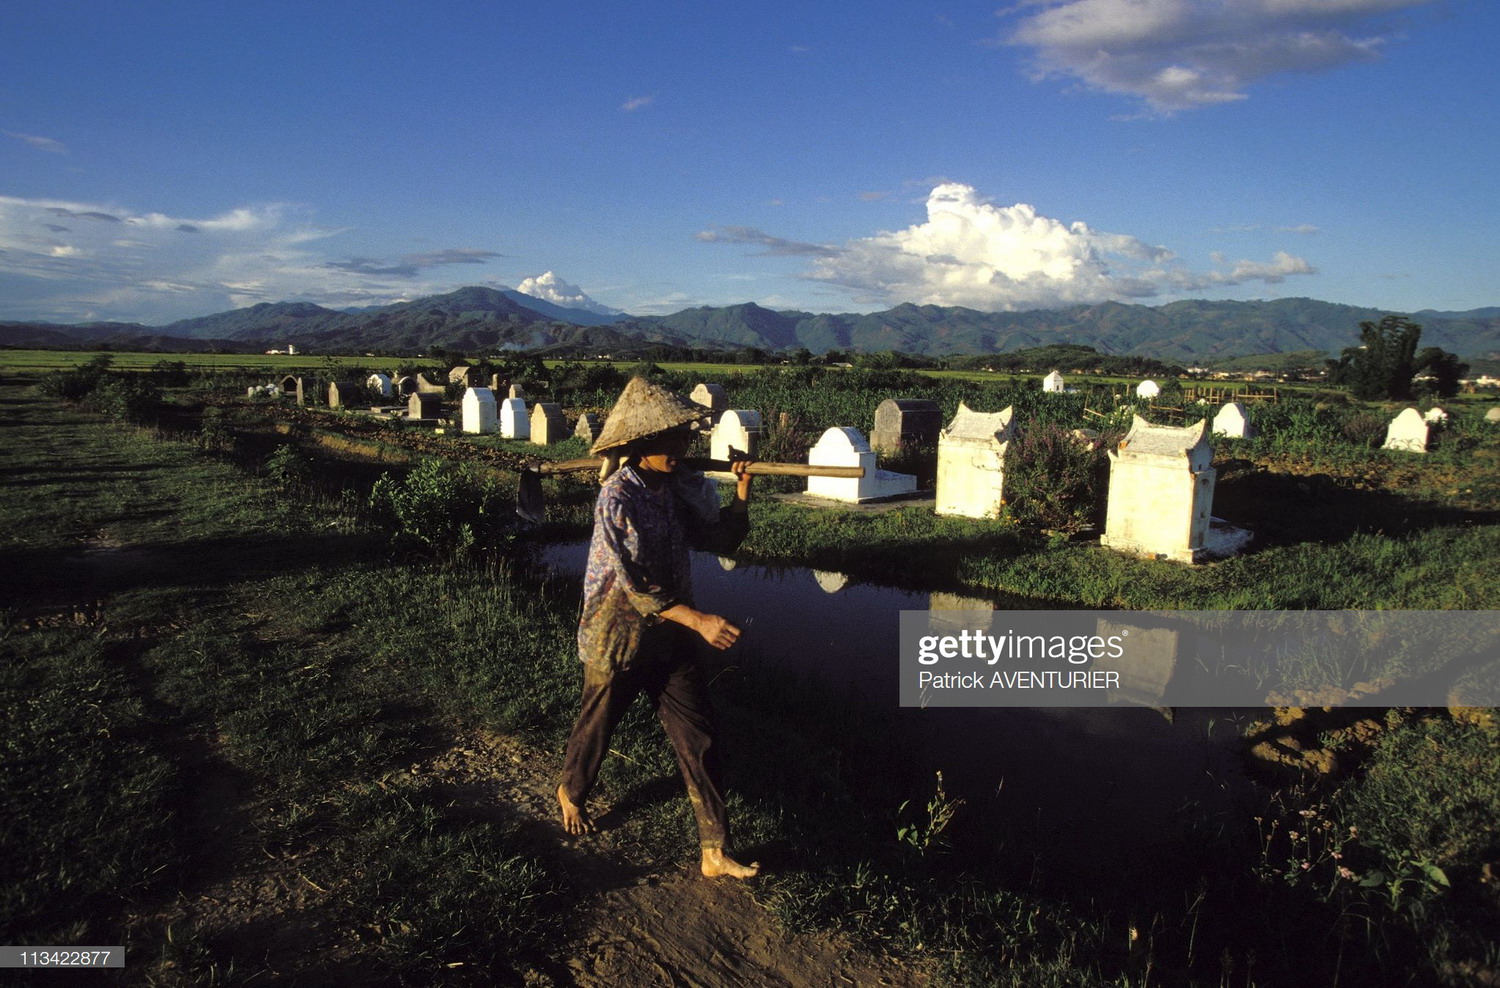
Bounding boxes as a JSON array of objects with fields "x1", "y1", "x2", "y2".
[{"x1": 577, "y1": 465, "x2": 749, "y2": 670}]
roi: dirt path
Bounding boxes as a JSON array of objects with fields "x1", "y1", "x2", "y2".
[
  {"x1": 429, "y1": 729, "x2": 926, "y2": 988},
  {"x1": 130, "y1": 726, "x2": 925, "y2": 986}
]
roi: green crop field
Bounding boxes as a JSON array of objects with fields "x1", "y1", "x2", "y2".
[{"x1": 0, "y1": 348, "x2": 385, "y2": 374}]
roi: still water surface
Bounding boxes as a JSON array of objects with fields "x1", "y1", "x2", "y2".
[{"x1": 543, "y1": 542, "x2": 1262, "y2": 889}]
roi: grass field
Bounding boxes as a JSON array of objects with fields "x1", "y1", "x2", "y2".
[
  {"x1": 0, "y1": 347, "x2": 1391, "y2": 395},
  {"x1": 0, "y1": 349, "x2": 389, "y2": 374},
  {"x1": 3, "y1": 373, "x2": 1498, "y2": 985}
]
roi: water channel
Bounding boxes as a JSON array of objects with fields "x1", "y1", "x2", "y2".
[{"x1": 543, "y1": 542, "x2": 1264, "y2": 894}]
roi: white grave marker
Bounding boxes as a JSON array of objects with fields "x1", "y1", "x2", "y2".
[
  {"x1": 1101, "y1": 416, "x2": 1217, "y2": 563},
  {"x1": 1382, "y1": 407, "x2": 1428, "y2": 453},
  {"x1": 575, "y1": 412, "x2": 603, "y2": 444},
  {"x1": 935, "y1": 403, "x2": 1014, "y2": 519},
  {"x1": 691, "y1": 383, "x2": 728, "y2": 416},
  {"x1": 530, "y1": 402, "x2": 568, "y2": 444},
  {"x1": 1212, "y1": 401, "x2": 1252, "y2": 439},
  {"x1": 500, "y1": 398, "x2": 530, "y2": 439},
  {"x1": 462, "y1": 387, "x2": 498, "y2": 434},
  {"x1": 711, "y1": 410, "x2": 763, "y2": 460},
  {"x1": 806, "y1": 427, "x2": 917, "y2": 503}
]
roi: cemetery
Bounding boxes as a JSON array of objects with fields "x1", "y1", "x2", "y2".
[{"x1": 5, "y1": 353, "x2": 1499, "y2": 987}]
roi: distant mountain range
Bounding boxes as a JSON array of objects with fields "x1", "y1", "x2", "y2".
[
  {"x1": 3, "y1": 288, "x2": 1498, "y2": 365},
  {"x1": 617, "y1": 298, "x2": 1500, "y2": 363}
]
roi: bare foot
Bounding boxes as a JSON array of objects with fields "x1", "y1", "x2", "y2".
[
  {"x1": 701, "y1": 847, "x2": 760, "y2": 879},
  {"x1": 558, "y1": 784, "x2": 593, "y2": 835}
]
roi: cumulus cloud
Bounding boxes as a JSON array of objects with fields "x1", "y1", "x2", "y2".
[
  {"x1": 1000, "y1": 0, "x2": 1437, "y2": 112},
  {"x1": 0, "y1": 194, "x2": 506, "y2": 323},
  {"x1": 621, "y1": 95, "x2": 655, "y2": 112},
  {"x1": 5, "y1": 131, "x2": 68, "y2": 154},
  {"x1": 516, "y1": 271, "x2": 622, "y2": 316},
  {"x1": 705, "y1": 182, "x2": 1316, "y2": 310}
]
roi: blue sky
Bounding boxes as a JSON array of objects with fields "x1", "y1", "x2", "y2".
[{"x1": 1, "y1": 0, "x2": 1494, "y2": 325}]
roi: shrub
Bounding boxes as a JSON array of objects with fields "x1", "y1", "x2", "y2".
[
  {"x1": 38, "y1": 355, "x2": 114, "y2": 401},
  {"x1": 368, "y1": 460, "x2": 517, "y2": 554},
  {"x1": 1004, "y1": 422, "x2": 1112, "y2": 533},
  {"x1": 264, "y1": 444, "x2": 312, "y2": 489},
  {"x1": 197, "y1": 409, "x2": 232, "y2": 453},
  {"x1": 149, "y1": 360, "x2": 191, "y2": 387},
  {"x1": 80, "y1": 375, "x2": 162, "y2": 424},
  {"x1": 1340, "y1": 410, "x2": 1388, "y2": 447}
]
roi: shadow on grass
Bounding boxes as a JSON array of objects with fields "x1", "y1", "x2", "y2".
[
  {"x1": 0, "y1": 530, "x2": 386, "y2": 607},
  {"x1": 1214, "y1": 462, "x2": 1500, "y2": 549}
]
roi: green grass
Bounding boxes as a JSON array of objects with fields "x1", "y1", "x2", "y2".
[
  {"x1": 0, "y1": 349, "x2": 391, "y2": 374},
  {"x1": 5, "y1": 376, "x2": 1498, "y2": 986},
  {"x1": 0, "y1": 380, "x2": 568, "y2": 981}
]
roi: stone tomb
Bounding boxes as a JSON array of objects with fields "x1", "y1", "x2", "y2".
[
  {"x1": 367, "y1": 373, "x2": 393, "y2": 398},
  {"x1": 1424, "y1": 407, "x2": 1448, "y2": 424},
  {"x1": 711, "y1": 410, "x2": 763, "y2": 460},
  {"x1": 407, "y1": 392, "x2": 442, "y2": 421},
  {"x1": 415, "y1": 374, "x2": 446, "y2": 394},
  {"x1": 871, "y1": 398, "x2": 941, "y2": 455},
  {"x1": 449, "y1": 365, "x2": 480, "y2": 386},
  {"x1": 1212, "y1": 401, "x2": 1252, "y2": 439},
  {"x1": 1136, "y1": 380, "x2": 1161, "y2": 399},
  {"x1": 806, "y1": 426, "x2": 917, "y2": 503},
  {"x1": 1487, "y1": 406, "x2": 1500, "y2": 424},
  {"x1": 508, "y1": 383, "x2": 527, "y2": 401},
  {"x1": 279, "y1": 376, "x2": 305, "y2": 405},
  {"x1": 500, "y1": 398, "x2": 530, "y2": 440},
  {"x1": 1043, "y1": 370, "x2": 1066, "y2": 393},
  {"x1": 461, "y1": 387, "x2": 498, "y2": 434},
  {"x1": 574, "y1": 412, "x2": 604, "y2": 445},
  {"x1": 530, "y1": 402, "x2": 568, "y2": 444},
  {"x1": 1101, "y1": 416, "x2": 1216, "y2": 564},
  {"x1": 1382, "y1": 407, "x2": 1429, "y2": 453},
  {"x1": 395, "y1": 376, "x2": 418, "y2": 397},
  {"x1": 691, "y1": 383, "x2": 728, "y2": 417},
  {"x1": 328, "y1": 381, "x2": 365, "y2": 408},
  {"x1": 935, "y1": 403, "x2": 1014, "y2": 519}
]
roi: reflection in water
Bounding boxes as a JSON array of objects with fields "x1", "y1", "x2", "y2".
[
  {"x1": 812, "y1": 569, "x2": 847, "y2": 593},
  {"x1": 541, "y1": 543, "x2": 1258, "y2": 890}
]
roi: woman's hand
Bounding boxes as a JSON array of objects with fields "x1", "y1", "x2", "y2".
[
  {"x1": 730, "y1": 458, "x2": 755, "y2": 504},
  {"x1": 659, "y1": 604, "x2": 742, "y2": 650}
]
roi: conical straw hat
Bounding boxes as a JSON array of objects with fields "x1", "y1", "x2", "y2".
[{"x1": 591, "y1": 377, "x2": 712, "y2": 455}]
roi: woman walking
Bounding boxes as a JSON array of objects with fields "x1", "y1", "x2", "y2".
[{"x1": 557, "y1": 377, "x2": 760, "y2": 879}]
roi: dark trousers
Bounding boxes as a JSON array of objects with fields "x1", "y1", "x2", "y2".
[{"x1": 560, "y1": 625, "x2": 729, "y2": 849}]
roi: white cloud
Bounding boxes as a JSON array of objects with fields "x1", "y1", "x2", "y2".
[
  {"x1": 707, "y1": 182, "x2": 1317, "y2": 310},
  {"x1": 4, "y1": 131, "x2": 68, "y2": 154},
  {"x1": 1000, "y1": 0, "x2": 1436, "y2": 112},
  {"x1": 621, "y1": 95, "x2": 655, "y2": 112},
  {"x1": 0, "y1": 194, "x2": 505, "y2": 323},
  {"x1": 516, "y1": 270, "x2": 621, "y2": 315}
]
